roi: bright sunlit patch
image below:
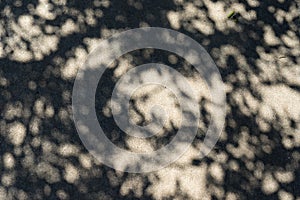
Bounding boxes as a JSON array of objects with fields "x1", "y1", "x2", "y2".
[
  {"x1": 7, "y1": 122, "x2": 26, "y2": 146},
  {"x1": 262, "y1": 173, "x2": 279, "y2": 194},
  {"x1": 64, "y1": 164, "x2": 79, "y2": 184},
  {"x1": 3, "y1": 153, "x2": 15, "y2": 169}
]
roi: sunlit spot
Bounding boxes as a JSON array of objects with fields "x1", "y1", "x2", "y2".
[{"x1": 7, "y1": 122, "x2": 26, "y2": 146}]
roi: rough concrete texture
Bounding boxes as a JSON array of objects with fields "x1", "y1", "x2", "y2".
[{"x1": 0, "y1": 0, "x2": 300, "y2": 199}]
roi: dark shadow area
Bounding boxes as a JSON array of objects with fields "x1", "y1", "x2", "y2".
[{"x1": 0, "y1": 0, "x2": 299, "y2": 199}]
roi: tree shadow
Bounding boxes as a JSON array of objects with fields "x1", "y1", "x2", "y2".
[{"x1": 0, "y1": 0, "x2": 299, "y2": 199}]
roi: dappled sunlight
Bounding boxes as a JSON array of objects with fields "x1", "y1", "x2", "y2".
[
  {"x1": 146, "y1": 164, "x2": 209, "y2": 200},
  {"x1": 0, "y1": 0, "x2": 299, "y2": 199},
  {"x1": 6, "y1": 122, "x2": 26, "y2": 146}
]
